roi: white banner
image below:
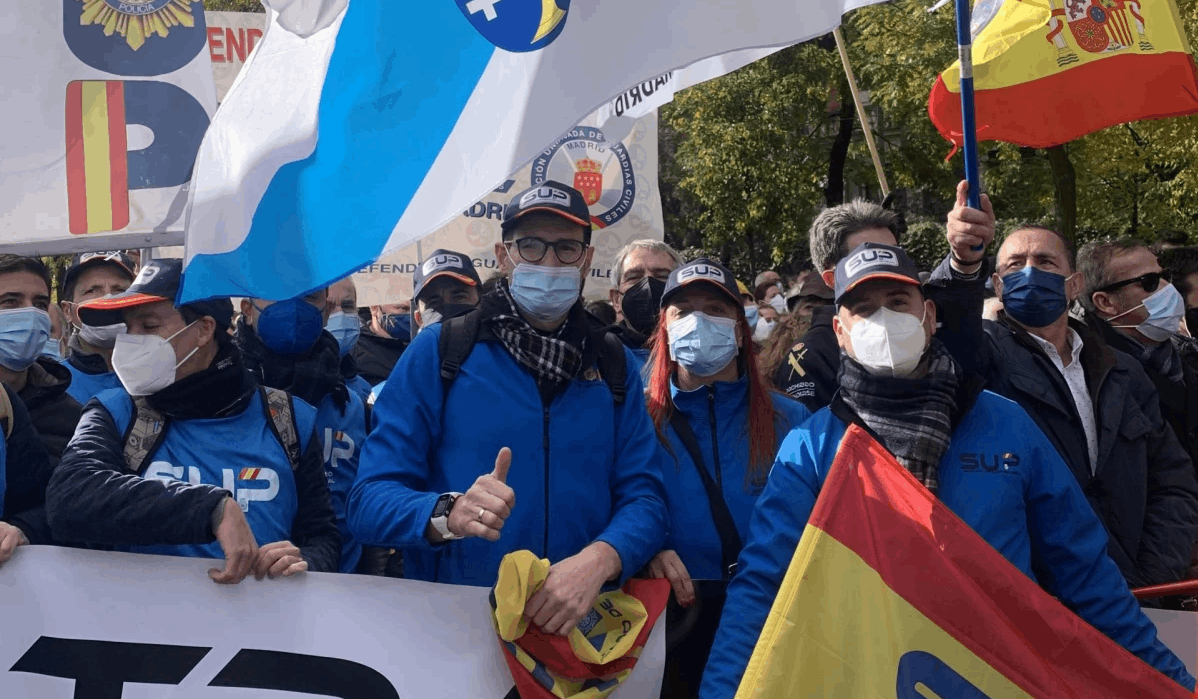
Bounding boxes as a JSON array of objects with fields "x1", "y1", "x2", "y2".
[
  {"x1": 353, "y1": 111, "x2": 663, "y2": 306},
  {"x1": 0, "y1": 1, "x2": 217, "y2": 255},
  {"x1": 0, "y1": 547, "x2": 664, "y2": 698},
  {"x1": 205, "y1": 12, "x2": 268, "y2": 103},
  {"x1": 1146, "y1": 609, "x2": 1198, "y2": 678}
]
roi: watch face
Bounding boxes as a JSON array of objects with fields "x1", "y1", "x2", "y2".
[{"x1": 432, "y1": 495, "x2": 452, "y2": 518}]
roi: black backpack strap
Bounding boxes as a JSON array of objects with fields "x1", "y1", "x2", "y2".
[
  {"x1": 260, "y1": 387, "x2": 301, "y2": 471},
  {"x1": 668, "y1": 409, "x2": 742, "y2": 579},
  {"x1": 122, "y1": 397, "x2": 170, "y2": 474},
  {"x1": 596, "y1": 332, "x2": 627, "y2": 405},
  {"x1": 438, "y1": 310, "x2": 483, "y2": 397}
]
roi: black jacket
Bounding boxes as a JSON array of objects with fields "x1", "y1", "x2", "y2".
[
  {"x1": 351, "y1": 330, "x2": 408, "y2": 386},
  {"x1": 3, "y1": 383, "x2": 53, "y2": 544},
  {"x1": 775, "y1": 305, "x2": 837, "y2": 411},
  {"x1": 930, "y1": 257, "x2": 1198, "y2": 588},
  {"x1": 1088, "y1": 315, "x2": 1198, "y2": 477},
  {"x1": 17, "y1": 357, "x2": 82, "y2": 469},
  {"x1": 46, "y1": 347, "x2": 341, "y2": 571}
]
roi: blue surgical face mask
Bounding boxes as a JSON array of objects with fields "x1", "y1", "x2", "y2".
[
  {"x1": 510, "y1": 263, "x2": 581, "y2": 322},
  {"x1": 41, "y1": 338, "x2": 63, "y2": 361},
  {"x1": 1112, "y1": 282, "x2": 1185, "y2": 342},
  {"x1": 252, "y1": 299, "x2": 325, "y2": 356},
  {"x1": 667, "y1": 311, "x2": 740, "y2": 378},
  {"x1": 324, "y1": 312, "x2": 360, "y2": 356},
  {"x1": 1000, "y1": 265, "x2": 1072, "y2": 328},
  {"x1": 743, "y1": 304, "x2": 759, "y2": 328},
  {"x1": 0, "y1": 307, "x2": 52, "y2": 371},
  {"x1": 380, "y1": 312, "x2": 411, "y2": 340}
]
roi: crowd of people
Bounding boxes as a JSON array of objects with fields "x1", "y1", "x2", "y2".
[{"x1": 3, "y1": 178, "x2": 1198, "y2": 696}]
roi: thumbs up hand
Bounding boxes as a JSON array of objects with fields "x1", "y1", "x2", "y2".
[{"x1": 448, "y1": 447, "x2": 516, "y2": 541}]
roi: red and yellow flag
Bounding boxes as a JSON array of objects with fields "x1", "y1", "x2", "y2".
[
  {"x1": 735, "y1": 425, "x2": 1191, "y2": 699},
  {"x1": 65, "y1": 80, "x2": 130, "y2": 235},
  {"x1": 928, "y1": 0, "x2": 1198, "y2": 148}
]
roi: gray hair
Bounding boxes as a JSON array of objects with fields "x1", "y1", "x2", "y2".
[
  {"x1": 807, "y1": 200, "x2": 901, "y2": 273},
  {"x1": 612, "y1": 239, "x2": 684, "y2": 286},
  {"x1": 1077, "y1": 238, "x2": 1150, "y2": 312}
]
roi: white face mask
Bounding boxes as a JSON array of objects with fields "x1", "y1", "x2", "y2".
[
  {"x1": 1111, "y1": 282, "x2": 1185, "y2": 343},
  {"x1": 768, "y1": 294, "x2": 787, "y2": 314},
  {"x1": 78, "y1": 321, "x2": 126, "y2": 349},
  {"x1": 847, "y1": 305, "x2": 928, "y2": 378},
  {"x1": 416, "y1": 309, "x2": 442, "y2": 334},
  {"x1": 111, "y1": 321, "x2": 199, "y2": 396},
  {"x1": 753, "y1": 318, "x2": 776, "y2": 342}
]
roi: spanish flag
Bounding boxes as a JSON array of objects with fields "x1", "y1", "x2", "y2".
[
  {"x1": 928, "y1": 0, "x2": 1198, "y2": 149},
  {"x1": 65, "y1": 80, "x2": 130, "y2": 235},
  {"x1": 735, "y1": 425, "x2": 1191, "y2": 698}
]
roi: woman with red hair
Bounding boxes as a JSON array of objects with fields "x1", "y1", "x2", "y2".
[{"x1": 643, "y1": 259, "x2": 810, "y2": 695}]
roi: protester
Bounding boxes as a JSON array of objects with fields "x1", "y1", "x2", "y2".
[
  {"x1": 44, "y1": 301, "x2": 66, "y2": 360},
  {"x1": 737, "y1": 281, "x2": 759, "y2": 335},
  {"x1": 325, "y1": 277, "x2": 373, "y2": 403},
  {"x1": 701, "y1": 243, "x2": 1197, "y2": 697},
  {"x1": 607, "y1": 239, "x2": 684, "y2": 366},
  {"x1": 47, "y1": 260, "x2": 340, "y2": 583},
  {"x1": 752, "y1": 270, "x2": 781, "y2": 290},
  {"x1": 411, "y1": 248, "x2": 482, "y2": 335},
  {"x1": 752, "y1": 303, "x2": 778, "y2": 343},
  {"x1": 934, "y1": 184, "x2": 1198, "y2": 590},
  {"x1": 0, "y1": 255, "x2": 82, "y2": 467},
  {"x1": 353, "y1": 299, "x2": 410, "y2": 385},
  {"x1": 642, "y1": 258, "x2": 809, "y2": 696},
  {"x1": 788, "y1": 201, "x2": 901, "y2": 411},
  {"x1": 349, "y1": 181, "x2": 667, "y2": 636},
  {"x1": 754, "y1": 280, "x2": 786, "y2": 318},
  {"x1": 1158, "y1": 245, "x2": 1198, "y2": 335},
  {"x1": 1079, "y1": 241, "x2": 1198, "y2": 494},
  {"x1": 0, "y1": 382, "x2": 55, "y2": 564},
  {"x1": 783, "y1": 271, "x2": 833, "y2": 319},
  {"x1": 761, "y1": 312, "x2": 816, "y2": 396},
  {"x1": 237, "y1": 286, "x2": 367, "y2": 574},
  {"x1": 59, "y1": 252, "x2": 136, "y2": 403}
]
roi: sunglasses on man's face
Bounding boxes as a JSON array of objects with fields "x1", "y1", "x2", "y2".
[{"x1": 1096, "y1": 271, "x2": 1168, "y2": 294}]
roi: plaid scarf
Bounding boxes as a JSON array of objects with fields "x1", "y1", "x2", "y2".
[
  {"x1": 484, "y1": 280, "x2": 584, "y2": 386},
  {"x1": 838, "y1": 339, "x2": 960, "y2": 495}
]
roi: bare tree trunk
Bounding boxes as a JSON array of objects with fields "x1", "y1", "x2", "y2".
[
  {"x1": 825, "y1": 82, "x2": 855, "y2": 207},
  {"x1": 1046, "y1": 144, "x2": 1077, "y2": 244}
]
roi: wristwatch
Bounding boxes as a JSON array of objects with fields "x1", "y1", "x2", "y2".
[{"x1": 430, "y1": 492, "x2": 465, "y2": 541}]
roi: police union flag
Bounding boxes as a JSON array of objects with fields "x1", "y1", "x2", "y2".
[
  {"x1": 179, "y1": 0, "x2": 885, "y2": 303},
  {"x1": 736, "y1": 426, "x2": 1192, "y2": 699}
]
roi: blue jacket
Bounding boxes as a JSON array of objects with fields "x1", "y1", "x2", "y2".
[
  {"x1": 662, "y1": 377, "x2": 809, "y2": 580},
  {"x1": 349, "y1": 321, "x2": 669, "y2": 587},
  {"x1": 63, "y1": 359, "x2": 122, "y2": 405},
  {"x1": 346, "y1": 374, "x2": 372, "y2": 404},
  {"x1": 701, "y1": 389, "x2": 1196, "y2": 698},
  {"x1": 314, "y1": 391, "x2": 367, "y2": 572}
]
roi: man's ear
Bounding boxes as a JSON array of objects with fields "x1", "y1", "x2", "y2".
[
  {"x1": 832, "y1": 312, "x2": 851, "y2": 353},
  {"x1": 1066, "y1": 271, "x2": 1085, "y2": 304},
  {"x1": 991, "y1": 272, "x2": 1003, "y2": 298},
  {"x1": 495, "y1": 240, "x2": 513, "y2": 274},
  {"x1": 821, "y1": 269, "x2": 835, "y2": 288},
  {"x1": 1091, "y1": 290, "x2": 1118, "y2": 317},
  {"x1": 924, "y1": 298, "x2": 938, "y2": 337}
]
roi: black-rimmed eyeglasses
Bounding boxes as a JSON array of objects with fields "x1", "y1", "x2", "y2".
[{"x1": 506, "y1": 237, "x2": 587, "y2": 265}]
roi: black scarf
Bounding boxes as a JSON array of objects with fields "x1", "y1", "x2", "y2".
[
  {"x1": 838, "y1": 339, "x2": 960, "y2": 495},
  {"x1": 339, "y1": 351, "x2": 360, "y2": 382},
  {"x1": 482, "y1": 280, "x2": 585, "y2": 386},
  {"x1": 147, "y1": 343, "x2": 258, "y2": 421},
  {"x1": 612, "y1": 320, "x2": 651, "y2": 350},
  {"x1": 234, "y1": 318, "x2": 349, "y2": 414}
]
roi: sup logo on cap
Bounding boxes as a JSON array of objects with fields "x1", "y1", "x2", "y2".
[
  {"x1": 132, "y1": 264, "x2": 160, "y2": 287},
  {"x1": 519, "y1": 186, "x2": 571, "y2": 209},
  {"x1": 844, "y1": 247, "x2": 899, "y2": 276},
  {"x1": 678, "y1": 263, "x2": 726, "y2": 284},
  {"x1": 422, "y1": 254, "x2": 463, "y2": 276}
]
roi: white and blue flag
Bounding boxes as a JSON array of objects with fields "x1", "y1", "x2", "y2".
[{"x1": 180, "y1": 0, "x2": 880, "y2": 303}]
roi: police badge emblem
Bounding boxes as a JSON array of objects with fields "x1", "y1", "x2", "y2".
[{"x1": 78, "y1": 0, "x2": 197, "y2": 51}]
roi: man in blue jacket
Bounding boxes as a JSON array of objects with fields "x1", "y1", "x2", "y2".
[
  {"x1": 701, "y1": 243, "x2": 1195, "y2": 697},
  {"x1": 350, "y1": 181, "x2": 668, "y2": 636},
  {"x1": 59, "y1": 252, "x2": 136, "y2": 404}
]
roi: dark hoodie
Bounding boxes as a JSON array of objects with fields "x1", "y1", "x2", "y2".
[{"x1": 17, "y1": 357, "x2": 82, "y2": 468}]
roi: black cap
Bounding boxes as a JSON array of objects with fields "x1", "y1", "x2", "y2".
[
  {"x1": 834, "y1": 243, "x2": 921, "y2": 304},
  {"x1": 660, "y1": 258, "x2": 742, "y2": 309},
  {"x1": 412, "y1": 249, "x2": 482, "y2": 303},
  {"x1": 62, "y1": 251, "x2": 136, "y2": 299},
  {"x1": 785, "y1": 272, "x2": 833, "y2": 302},
  {"x1": 501, "y1": 180, "x2": 592, "y2": 236},
  {"x1": 78, "y1": 259, "x2": 233, "y2": 329}
]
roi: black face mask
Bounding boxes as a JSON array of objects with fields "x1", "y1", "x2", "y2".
[
  {"x1": 1186, "y1": 308, "x2": 1198, "y2": 337},
  {"x1": 620, "y1": 277, "x2": 667, "y2": 335}
]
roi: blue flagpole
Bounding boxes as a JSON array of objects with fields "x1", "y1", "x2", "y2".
[{"x1": 954, "y1": 0, "x2": 984, "y2": 249}]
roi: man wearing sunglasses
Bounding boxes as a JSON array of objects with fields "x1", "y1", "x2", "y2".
[
  {"x1": 1079, "y1": 242, "x2": 1198, "y2": 510},
  {"x1": 933, "y1": 189, "x2": 1198, "y2": 592},
  {"x1": 351, "y1": 181, "x2": 667, "y2": 637}
]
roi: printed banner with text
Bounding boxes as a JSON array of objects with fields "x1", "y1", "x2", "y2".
[{"x1": 0, "y1": 547, "x2": 664, "y2": 698}]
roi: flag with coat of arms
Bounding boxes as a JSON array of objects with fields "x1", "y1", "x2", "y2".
[{"x1": 179, "y1": 0, "x2": 887, "y2": 303}]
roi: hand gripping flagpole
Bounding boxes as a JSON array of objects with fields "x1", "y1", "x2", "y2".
[{"x1": 953, "y1": 0, "x2": 985, "y2": 250}]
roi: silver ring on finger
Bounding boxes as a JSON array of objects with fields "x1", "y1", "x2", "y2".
[{"x1": 478, "y1": 507, "x2": 487, "y2": 521}]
